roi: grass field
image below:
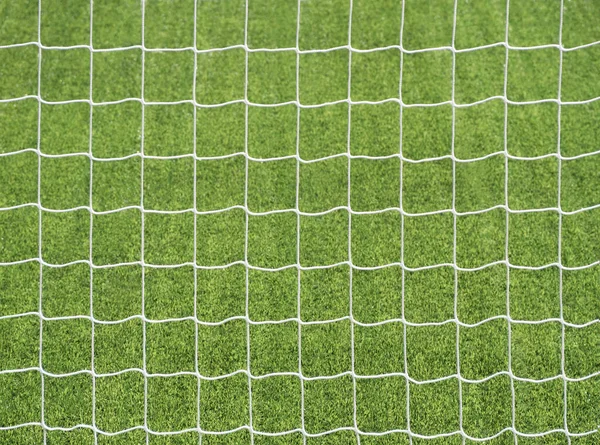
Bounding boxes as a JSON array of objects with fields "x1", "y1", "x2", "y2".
[{"x1": 1, "y1": 0, "x2": 600, "y2": 444}]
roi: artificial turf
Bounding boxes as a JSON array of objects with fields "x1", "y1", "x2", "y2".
[{"x1": 1, "y1": 0, "x2": 600, "y2": 444}]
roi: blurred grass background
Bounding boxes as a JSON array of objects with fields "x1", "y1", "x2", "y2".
[{"x1": 0, "y1": 0, "x2": 600, "y2": 443}]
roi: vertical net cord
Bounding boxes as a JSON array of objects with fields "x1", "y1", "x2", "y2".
[
  {"x1": 140, "y1": 0, "x2": 148, "y2": 442},
  {"x1": 450, "y1": 0, "x2": 464, "y2": 442},
  {"x1": 37, "y1": 0, "x2": 46, "y2": 442},
  {"x1": 294, "y1": 0, "x2": 306, "y2": 443},
  {"x1": 243, "y1": 0, "x2": 254, "y2": 442},
  {"x1": 398, "y1": 1, "x2": 411, "y2": 443},
  {"x1": 346, "y1": 0, "x2": 359, "y2": 442},
  {"x1": 503, "y1": 1, "x2": 517, "y2": 443},
  {"x1": 88, "y1": 0, "x2": 97, "y2": 443},
  {"x1": 192, "y1": 0, "x2": 201, "y2": 442},
  {"x1": 557, "y1": 1, "x2": 569, "y2": 443}
]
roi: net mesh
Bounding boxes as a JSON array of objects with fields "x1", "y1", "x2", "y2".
[{"x1": 0, "y1": 0, "x2": 599, "y2": 443}]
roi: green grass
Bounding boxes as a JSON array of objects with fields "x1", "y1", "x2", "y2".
[{"x1": 1, "y1": 0, "x2": 600, "y2": 444}]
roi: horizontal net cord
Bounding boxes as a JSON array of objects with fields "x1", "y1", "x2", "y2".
[
  {"x1": 3, "y1": 147, "x2": 600, "y2": 164},
  {"x1": 0, "y1": 421, "x2": 597, "y2": 442},
  {"x1": 2, "y1": 39, "x2": 600, "y2": 54},
  {"x1": 1, "y1": 202, "x2": 599, "y2": 218},
  {"x1": 1, "y1": 311, "x2": 599, "y2": 329},
  {"x1": 2, "y1": 94, "x2": 600, "y2": 109},
  {"x1": 2, "y1": 258, "x2": 599, "y2": 273},
  {"x1": 1, "y1": 366, "x2": 599, "y2": 387}
]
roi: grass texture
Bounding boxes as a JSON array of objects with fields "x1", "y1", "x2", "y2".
[{"x1": 1, "y1": 0, "x2": 600, "y2": 444}]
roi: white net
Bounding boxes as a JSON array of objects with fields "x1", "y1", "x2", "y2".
[{"x1": 0, "y1": 0, "x2": 599, "y2": 443}]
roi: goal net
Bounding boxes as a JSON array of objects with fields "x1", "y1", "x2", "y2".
[{"x1": 0, "y1": 0, "x2": 599, "y2": 443}]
